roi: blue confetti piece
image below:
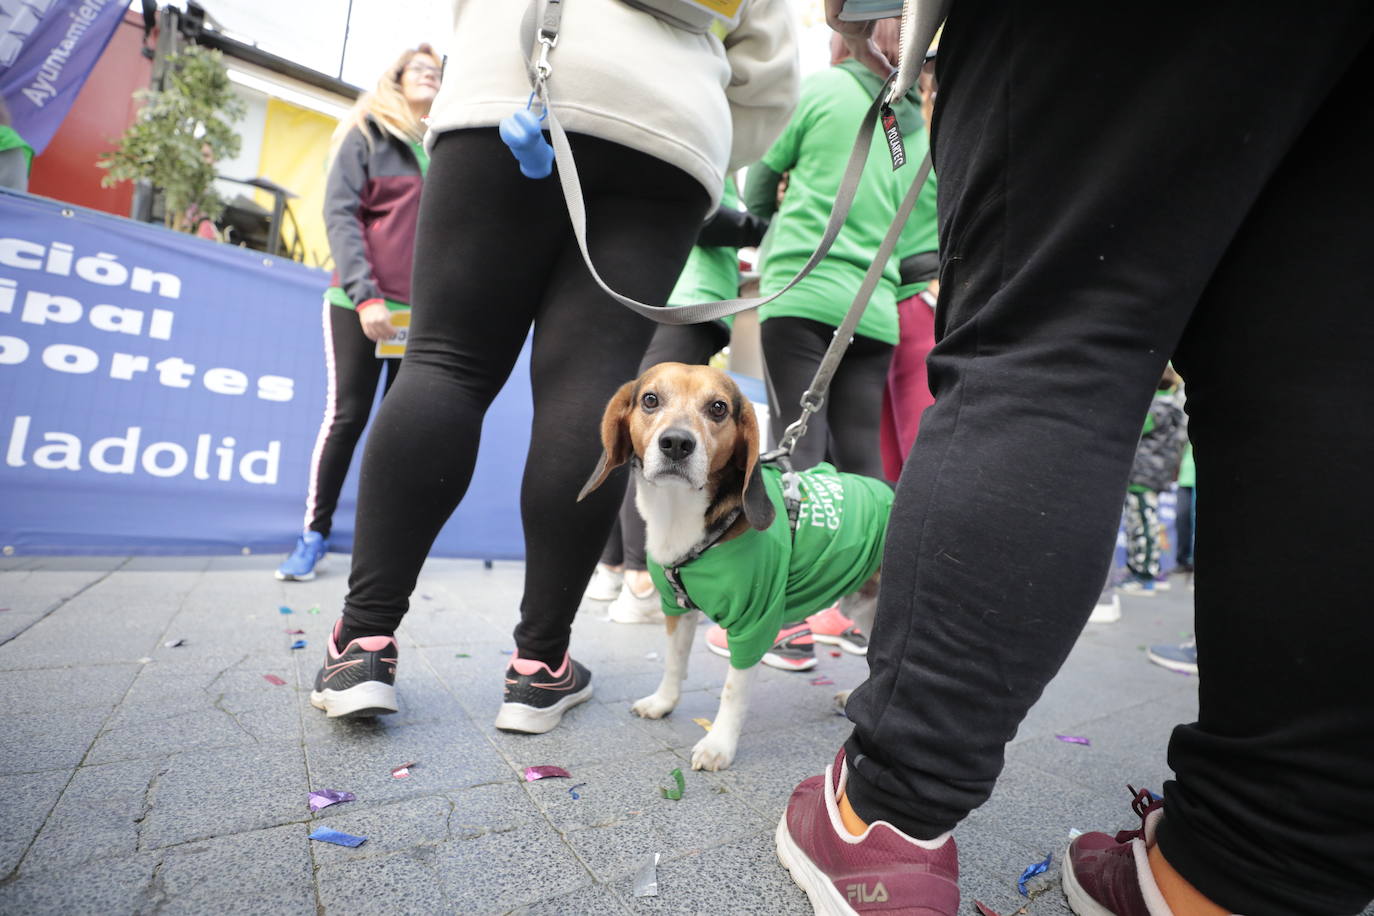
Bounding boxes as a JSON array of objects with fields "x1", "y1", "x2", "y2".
[
  {"x1": 1018, "y1": 852, "x2": 1052, "y2": 896},
  {"x1": 309, "y1": 828, "x2": 367, "y2": 847},
  {"x1": 290, "y1": 639, "x2": 307, "y2": 650},
  {"x1": 279, "y1": 606, "x2": 293, "y2": 615},
  {"x1": 500, "y1": 649, "x2": 514, "y2": 655},
  {"x1": 568, "y1": 782, "x2": 587, "y2": 800}
]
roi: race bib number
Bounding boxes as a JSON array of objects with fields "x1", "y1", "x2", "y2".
[{"x1": 374, "y1": 308, "x2": 411, "y2": 358}]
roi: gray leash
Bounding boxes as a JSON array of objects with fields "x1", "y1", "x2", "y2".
[{"x1": 523, "y1": 0, "x2": 934, "y2": 457}]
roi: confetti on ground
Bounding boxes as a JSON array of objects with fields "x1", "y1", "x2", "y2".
[
  {"x1": 163, "y1": 638, "x2": 186, "y2": 648},
  {"x1": 483, "y1": 559, "x2": 493, "y2": 569},
  {"x1": 809, "y1": 676, "x2": 835, "y2": 686},
  {"x1": 307, "y1": 605, "x2": 321, "y2": 614},
  {"x1": 455, "y1": 653, "x2": 470, "y2": 658},
  {"x1": 660, "y1": 767, "x2": 685, "y2": 800},
  {"x1": 974, "y1": 902, "x2": 1002, "y2": 916},
  {"x1": 1018, "y1": 852, "x2": 1052, "y2": 896},
  {"x1": 308, "y1": 828, "x2": 367, "y2": 847},
  {"x1": 263, "y1": 674, "x2": 287, "y2": 685},
  {"x1": 692, "y1": 718, "x2": 713, "y2": 732},
  {"x1": 391, "y1": 762, "x2": 417, "y2": 779},
  {"x1": 278, "y1": 606, "x2": 293, "y2": 615},
  {"x1": 524, "y1": 765, "x2": 571, "y2": 782},
  {"x1": 830, "y1": 651, "x2": 842, "y2": 658},
  {"x1": 0, "y1": 608, "x2": 9, "y2": 612},
  {"x1": 633, "y1": 852, "x2": 660, "y2": 897},
  {"x1": 500, "y1": 649, "x2": 514, "y2": 655},
  {"x1": 568, "y1": 782, "x2": 587, "y2": 800},
  {"x1": 309, "y1": 789, "x2": 356, "y2": 812},
  {"x1": 137, "y1": 657, "x2": 153, "y2": 664},
  {"x1": 421, "y1": 594, "x2": 432, "y2": 600},
  {"x1": 285, "y1": 628, "x2": 305, "y2": 635},
  {"x1": 645, "y1": 651, "x2": 660, "y2": 660},
  {"x1": 1055, "y1": 735, "x2": 1090, "y2": 746},
  {"x1": 290, "y1": 640, "x2": 307, "y2": 650},
  {"x1": 1068, "y1": 828, "x2": 1084, "y2": 839}
]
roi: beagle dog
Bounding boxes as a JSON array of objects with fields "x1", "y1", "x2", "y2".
[{"x1": 579, "y1": 362, "x2": 892, "y2": 771}]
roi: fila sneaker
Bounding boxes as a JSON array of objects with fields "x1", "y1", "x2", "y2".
[{"x1": 777, "y1": 748, "x2": 960, "y2": 914}]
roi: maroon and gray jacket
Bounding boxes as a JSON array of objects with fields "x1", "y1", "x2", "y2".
[{"x1": 324, "y1": 117, "x2": 424, "y2": 307}]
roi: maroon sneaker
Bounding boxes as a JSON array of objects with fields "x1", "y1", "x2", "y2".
[
  {"x1": 776, "y1": 749, "x2": 960, "y2": 915},
  {"x1": 1063, "y1": 786, "x2": 1171, "y2": 916}
]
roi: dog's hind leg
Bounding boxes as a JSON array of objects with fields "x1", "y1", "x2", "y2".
[
  {"x1": 839, "y1": 571, "x2": 881, "y2": 635},
  {"x1": 691, "y1": 663, "x2": 756, "y2": 771},
  {"x1": 632, "y1": 610, "x2": 698, "y2": 720}
]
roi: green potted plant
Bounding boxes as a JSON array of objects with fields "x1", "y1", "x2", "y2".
[{"x1": 99, "y1": 44, "x2": 245, "y2": 234}]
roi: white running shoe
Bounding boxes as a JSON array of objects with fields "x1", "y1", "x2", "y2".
[{"x1": 583, "y1": 564, "x2": 624, "y2": 602}]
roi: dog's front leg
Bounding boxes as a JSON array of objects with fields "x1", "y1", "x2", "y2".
[
  {"x1": 631, "y1": 611, "x2": 698, "y2": 719},
  {"x1": 691, "y1": 663, "x2": 756, "y2": 771}
]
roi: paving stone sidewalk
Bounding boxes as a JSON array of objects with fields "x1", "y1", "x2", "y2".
[{"x1": 0, "y1": 555, "x2": 1210, "y2": 915}]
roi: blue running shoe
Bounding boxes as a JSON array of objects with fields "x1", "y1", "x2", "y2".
[
  {"x1": 1147, "y1": 637, "x2": 1197, "y2": 675},
  {"x1": 276, "y1": 531, "x2": 327, "y2": 581}
]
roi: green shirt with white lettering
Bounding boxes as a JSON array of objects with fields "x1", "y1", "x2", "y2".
[{"x1": 647, "y1": 463, "x2": 892, "y2": 669}]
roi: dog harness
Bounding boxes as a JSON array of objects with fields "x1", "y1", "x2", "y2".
[{"x1": 648, "y1": 463, "x2": 893, "y2": 670}]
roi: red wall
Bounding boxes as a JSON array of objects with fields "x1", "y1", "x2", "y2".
[{"x1": 27, "y1": 11, "x2": 153, "y2": 216}]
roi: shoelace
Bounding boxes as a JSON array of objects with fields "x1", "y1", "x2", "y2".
[{"x1": 1113, "y1": 785, "x2": 1165, "y2": 844}]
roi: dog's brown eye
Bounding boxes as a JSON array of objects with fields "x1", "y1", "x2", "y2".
[
  {"x1": 708, "y1": 400, "x2": 728, "y2": 420},
  {"x1": 642, "y1": 392, "x2": 659, "y2": 410}
]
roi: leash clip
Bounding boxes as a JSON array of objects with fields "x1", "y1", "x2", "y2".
[{"x1": 534, "y1": 31, "x2": 557, "y2": 85}]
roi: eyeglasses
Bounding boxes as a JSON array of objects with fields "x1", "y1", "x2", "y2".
[{"x1": 403, "y1": 61, "x2": 441, "y2": 78}]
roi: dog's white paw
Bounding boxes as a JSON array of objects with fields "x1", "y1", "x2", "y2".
[
  {"x1": 690, "y1": 732, "x2": 737, "y2": 771},
  {"x1": 834, "y1": 689, "x2": 851, "y2": 714},
  {"x1": 631, "y1": 692, "x2": 678, "y2": 719}
]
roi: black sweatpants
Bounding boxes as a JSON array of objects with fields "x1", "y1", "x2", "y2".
[
  {"x1": 600, "y1": 320, "x2": 732, "y2": 570},
  {"x1": 841, "y1": 4, "x2": 1374, "y2": 914},
  {"x1": 341, "y1": 129, "x2": 707, "y2": 664},
  {"x1": 761, "y1": 315, "x2": 893, "y2": 480},
  {"x1": 303, "y1": 301, "x2": 399, "y2": 538}
]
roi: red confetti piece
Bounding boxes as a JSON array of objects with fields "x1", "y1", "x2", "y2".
[
  {"x1": 974, "y1": 901, "x2": 1002, "y2": 916},
  {"x1": 284, "y1": 628, "x2": 305, "y2": 635},
  {"x1": 830, "y1": 651, "x2": 842, "y2": 658},
  {"x1": 809, "y1": 676, "x2": 835, "y2": 686},
  {"x1": 263, "y1": 674, "x2": 287, "y2": 685},
  {"x1": 391, "y1": 761, "x2": 417, "y2": 778}
]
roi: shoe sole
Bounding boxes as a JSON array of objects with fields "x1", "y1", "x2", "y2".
[
  {"x1": 310, "y1": 681, "x2": 398, "y2": 718},
  {"x1": 493, "y1": 683, "x2": 594, "y2": 734},
  {"x1": 775, "y1": 813, "x2": 860, "y2": 916},
  {"x1": 708, "y1": 638, "x2": 818, "y2": 671},
  {"x1": 276, "y1": 554, "x2": 325, "y2": 581},
  {"x1": 1061, "y1": 843, "x2": 1115, "y2": 916},
  {"x1": 812, "y1": 633, "x2": 868, "y2": 655},
  {"x1": 1145, "y1": 651, "x2": 1198, "y2": 675}
]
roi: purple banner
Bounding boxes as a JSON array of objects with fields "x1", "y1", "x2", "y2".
[{"x1": 0, "y1": 0, "x2": 126, "y2": 154}]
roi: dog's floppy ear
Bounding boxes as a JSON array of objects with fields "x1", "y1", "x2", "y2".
[
  {"x1": 733, "y1": 395, "x2": 776, "y2": 531},
  {"x1": 577, "y1": 379, "x2": 637, "y2": 501}
]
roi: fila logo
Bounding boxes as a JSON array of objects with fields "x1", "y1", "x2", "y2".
[{"x1": 845, "y1": 881, "x2": 889, "y2": 904}]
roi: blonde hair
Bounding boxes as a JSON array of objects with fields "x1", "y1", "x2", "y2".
[{"x1": 331, "y1": 44, "x2": 439, "y2": 160}]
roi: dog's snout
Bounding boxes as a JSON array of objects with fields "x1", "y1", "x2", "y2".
[{"x1": 658, "y1": 428, "x2": 696, "y2": 462}]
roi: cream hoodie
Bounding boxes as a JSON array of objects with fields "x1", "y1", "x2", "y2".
[{"x1": 429, "y1": 0, "x2": 799, "y2": 209}]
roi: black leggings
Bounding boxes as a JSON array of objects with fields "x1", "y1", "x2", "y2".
[
  {"x1": 341, "y1": 129, "x2": 707, "y2": 664},
  {"x1": 841, "y1": 4, "x2": 1374, "y2": 914},
  {"x1": 761, "y1": 316, "x2": 893, "y2": 480},
  {"x1": 303, "y1": 302, "x2": 399, "y2": 538},
  {"x1": 599, "y1": 320, "x2": 731, "y2": 570}
]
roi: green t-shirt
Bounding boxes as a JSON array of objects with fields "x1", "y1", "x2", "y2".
[
  {"x1": 647, "y1": 463, "x2": 893, "y2": 669},
  {"x1": 1178, "y1": 443, "x2": 1195, "y2": 488},
  {"x1": 756, "y1": 63, "x2": 925, "y2": 345},
  {"x1": 669, "y1": 176, "x2": 741, "y2": 324},
  {"x1": 0, "y1": 126, "x2": 34, "y2": 173}
]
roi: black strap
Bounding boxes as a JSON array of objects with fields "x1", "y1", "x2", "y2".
[{"x1": 661, "y1": 506, "x2": 742, "y2": 611}]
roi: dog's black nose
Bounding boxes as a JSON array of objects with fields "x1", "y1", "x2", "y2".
[{"x1": 658, "y1": 428, "x2": 695, "y2": 461}]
